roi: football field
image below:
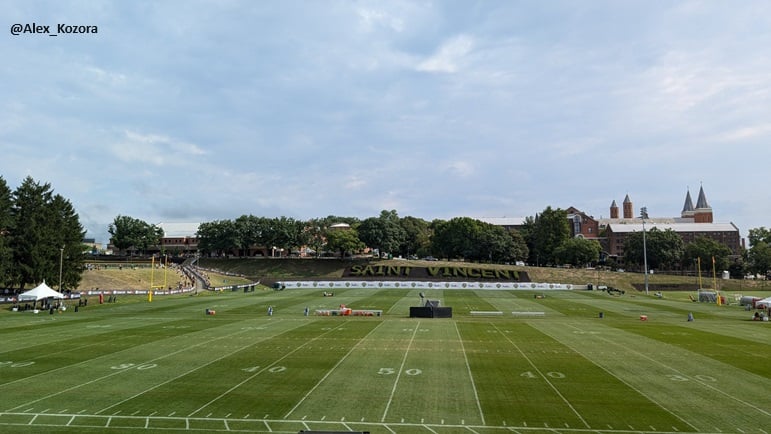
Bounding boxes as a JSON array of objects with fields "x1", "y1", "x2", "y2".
[{"x1": 1, "y1": 287, "x2": 770, "y2": 433}]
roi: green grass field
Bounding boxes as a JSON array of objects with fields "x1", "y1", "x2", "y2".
[{"x1": 1, "y1": 288, "x2": 769, "y2": 433}]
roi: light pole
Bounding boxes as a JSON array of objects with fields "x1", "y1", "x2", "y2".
[
  {"x1": 640, "y1": 207, "x2": 649, "y2": 295},
  {"x1": 58, "y1": 246, "x2": 64, "y2": 291}
]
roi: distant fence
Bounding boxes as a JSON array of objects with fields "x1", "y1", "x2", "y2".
[{"x1": 272, "y1": 281, "x2": 580, "y2": 290}]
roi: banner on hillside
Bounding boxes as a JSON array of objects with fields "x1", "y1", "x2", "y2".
[{"x1": 274, "y1": 281, "x2": 575, "y2": 290}]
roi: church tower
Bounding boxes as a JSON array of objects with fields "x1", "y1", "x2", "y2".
[
  {"x1": 693, "y1": 185, "x2": 713, "y2": 223},
  {"x1": 622, "y1": 194, "x2": 633, "y2": 219},
  {"x1": 681, "y1": 189, "x2": 695, "y2": 219},
  {"x1": 610, "y1": 200, "x2": 619, "y2": 219}
]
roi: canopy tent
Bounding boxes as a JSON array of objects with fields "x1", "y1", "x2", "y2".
[
  {"x1": 755, "y1": 296, "x2": 771, "y2": 309},
  {"x1": 18, "y1": 281, "x2": 65, "y2": 303}
]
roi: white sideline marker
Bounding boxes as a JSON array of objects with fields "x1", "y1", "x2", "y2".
[{"x1": 511, "y1": 311, "x2": 545, "y2": 317}]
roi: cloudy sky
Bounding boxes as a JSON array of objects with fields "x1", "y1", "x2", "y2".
[{"x1": 2, "y1": 1, "x2": 770, "y2": 243}]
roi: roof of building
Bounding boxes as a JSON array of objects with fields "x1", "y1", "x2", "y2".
[
  {"x1": 600, "y1": 217, "x2": 693, "y2": 225},
  {"x1": 681, "y1": 190, "x2": 694, "y2": 214},
  {"x1": 607, "y1": 222, "x2": 738, "y2": 233},
  {"x1": 329, "y1": 223, "x2": 351, "y2": 228},
  {"x1": 156, "y1": 222, "x2": 200, "y2": 237},
  {"x1": 695, "y1": 185, "x2": 711, "y2": 209},
  {"x1": 476, "y1": 217, "x2": 527, "y2": 226}
]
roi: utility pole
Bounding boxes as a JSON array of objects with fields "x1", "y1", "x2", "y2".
[
  {"x1": 640, "y1": 207, "x2": 649, "y2": 295},
  {"x1": 59, "y1": 246, "x2": 64, "y2": 291}
]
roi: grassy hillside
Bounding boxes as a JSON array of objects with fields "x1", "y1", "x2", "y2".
[
  {"x1": 199, "y1": 257, "x2": 771, "y2": 294},
  {"x1": 78, "y1": 257, "x2": 771, "y2": 295}
]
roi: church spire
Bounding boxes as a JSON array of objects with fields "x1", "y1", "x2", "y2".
[
  {"x1": 693, "y1": 184, "x2": 713, "y2": 223},
  {"x1": 681, "y1": 188, "x2": 694, "y2": 218},
  {"x1": 622, "y1": 194, "x2": 633, "y2": 219},
  {"x1": 695, "y1": 185, "x2": 710, "y2": 209},
  {"x1": 610, "y1": 200, "x2": 619, "y2": 219}
]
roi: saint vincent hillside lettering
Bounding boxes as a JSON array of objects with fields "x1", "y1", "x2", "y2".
[{"x1": 345, "y1": 265, "x2": 520, "y2": 281}]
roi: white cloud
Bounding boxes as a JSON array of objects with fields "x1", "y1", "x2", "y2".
[
  {"x1": 343, "y1": 175, "x2": 368, "y2": 190},
  {"x1": 111, "y1": 130, "x2": 206, "y2": 166},
  {"x1": 442, "y1": 160, "x2": 475, "y2": 178},
  {"x1": 416, "y1": 34, "x2": 474, "y2": 73},
  {"x1": 712, "y1": 123, "x2": 771, "y2": 144},
  {"x1": 357, "y1": 8, "x2": 404, "y2": 32}
]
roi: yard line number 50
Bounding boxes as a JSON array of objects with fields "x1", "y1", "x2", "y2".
[{"x1": 378, "y1": 368, "x2": 423, "y2": 376}]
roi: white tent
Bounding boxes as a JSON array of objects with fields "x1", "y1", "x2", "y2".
[
  {"x1": 755, "y1": 296, "x2": 771, "y2": 309},
  {"x1": 18, "y1": 281, "x2": 65, "y2": 303}
]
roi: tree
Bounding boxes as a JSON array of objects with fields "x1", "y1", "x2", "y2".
[
  {"x1": 10, "y1": 177, "x2": 54, "y2": 288},
  {"x1": 476, "y1": 223, "x2": 516, "y2": 263},
  {"x1": 108, "y1": 215, "x2": 162, "y2": 255},
  {"x1": 0, "y1": 176, "x2": 14, "y2": 287},
  {"x1": 682, "y1": 236, "x2": 732, "y2": 273},
  {"x1": 748, "y1": 227, "x2": 771, "y2": 246},
  {"x1": 747, "y1": 241, "x2": 771, "y2": 277},
  {"x1": 431, "y1": 217, "x2": 482, "y2": 260},
  {"x1": 196, "y1": 220, "x2": 238, "y2": 256},
  {"x1": 267, "y1": 216, "x2": 307, "y2": 256},
  {"x1": 522, "y1": 207, "x2": 570, "y2": 266},
  {"x1": 305, "y1": 218, "x2": 330, "y2": 257},
  {"x1": 507, "y1": 228, "x2": 529, "y2": 262},
  {"x1": 399, "y1": 216, "x2": 431, "y2": 258},
  {"x1": 747, "y1": 227, "x2": 771, "y2": 277},
  {"x1": 49, "y1": 194, "x2": 86, "y2": 290},
  {"x1": 324, "y1": 228, "x2": 365, "y2": 259},
  {"x1": 9, "y1": 177, "x2": 85, "y2": 290},
  {"x1": 357, "y1": 210, "x2": 406, "y2": 257},
  {"x1": 553, "y1": 237, "x2": 601, "y2": 267},
  {"x1": 623, "y1": 228, "x2": 684, "y2": 271}
]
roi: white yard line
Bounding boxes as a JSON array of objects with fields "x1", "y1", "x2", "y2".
[
  {"x1": 381, "y1": 321, "x2": 420, "y2": 422},
  {"x1": 284, "y1": 321, "x2": 385, "y2": 419},
  {"x1": 188, "y1": 320, "x2": 352, "y2": 417},
  {"x1": 492, "y1": 323, "x2": 590, "y2": 429},
  {"x1": 0, "y1": 410, "x2": 698, "y2": 433},
  {"x1": 0, "y1": 319, "x2": 176, "y2": 389},
  {"x1": 5, "y1": 320, "x2": 277, "y2": 413},
  {"x1": 95, "y1": 323, "x2": 295, "y2": 415},
  {"x1": 559, "y1": 323, "x2": 699, "y2": 431},
  {"x1": 454, "y1": 321, "x2": 486, "y2": 426},
  {"x1": 568, "y1": 323, "x2": 771, "y2": 419}
]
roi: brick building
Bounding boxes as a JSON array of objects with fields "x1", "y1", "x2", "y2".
[{"x1": 600, "y1": 186, "x2": 741, "y2": 259}]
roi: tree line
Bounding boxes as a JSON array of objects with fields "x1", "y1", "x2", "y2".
[
  {"x1": 111, "y1": 206, "x2": 771, "y2": 278},
  {"x1": 3, "y1": 174, "x2": 769, "y2": 292},
  {"x1": 0, "y1": 176, "x2": 85, "y2": 290}
]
